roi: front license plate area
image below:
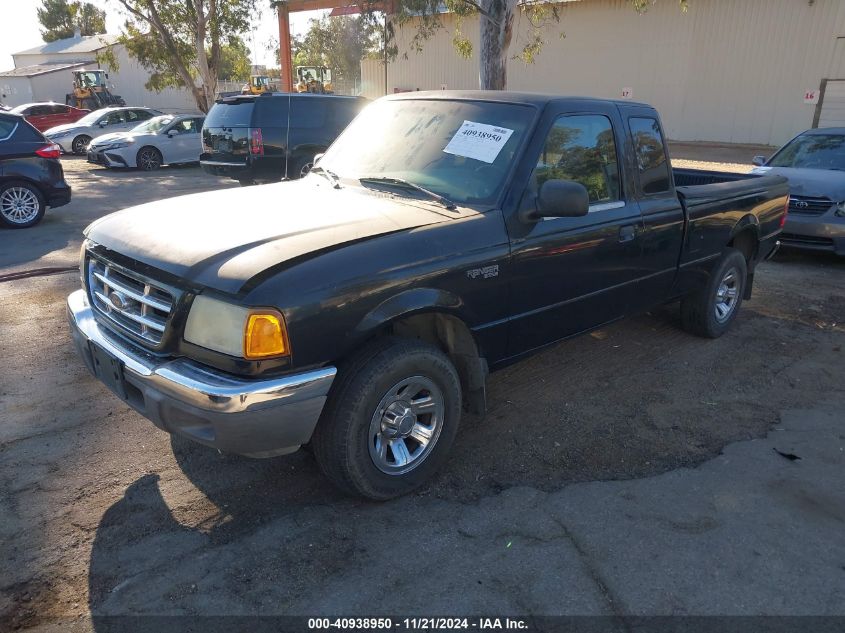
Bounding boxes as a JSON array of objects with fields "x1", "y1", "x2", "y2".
[{"x1": 89, "y1": 342, "x2": 127, "y2": 399}]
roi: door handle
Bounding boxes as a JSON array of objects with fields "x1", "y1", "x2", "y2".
[{"x1": 619, "y1": 224, "x2": 637, "y2": 243}]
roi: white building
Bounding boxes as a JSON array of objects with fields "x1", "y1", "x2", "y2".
[
  {"x1": 0, "y1": 33, "x2": 198, "y2": 112},
  {"x1": 362, "y1": 0, "x2": 845, "y2": 146}
]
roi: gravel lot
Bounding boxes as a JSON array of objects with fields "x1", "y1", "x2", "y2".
[{"x1": 1, "y1": 152, "x2": 843, "y2": 630}]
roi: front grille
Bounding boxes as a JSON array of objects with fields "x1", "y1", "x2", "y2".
[
  {"x1": 87, "y1": 256, "x2": 174, "y2": 346},
  {"x1": 779, "y1": 233, "x2": 835, "y2": 248},
  {"x1": 789, "y1": 196, "x2": 833, "y2": 216}
]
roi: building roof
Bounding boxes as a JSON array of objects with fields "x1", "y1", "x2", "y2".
[
  {"x1": 13, "y1": 34, "x2": 118, "y2": 57},
  {"x1": 0, "y1": 61, "x2": 89, "y2": 78}
]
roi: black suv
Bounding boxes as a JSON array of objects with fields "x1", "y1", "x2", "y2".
[
  {"x1": 0, "y1": 112, "x2": 71, "y2": 228},
  {"x1": 200, "y1": 93, "x2": 366, "y2": 185}
]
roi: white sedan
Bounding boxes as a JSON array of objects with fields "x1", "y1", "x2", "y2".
[{"x1": 86, "y1": 114, "x2": 205, "y2": 170}]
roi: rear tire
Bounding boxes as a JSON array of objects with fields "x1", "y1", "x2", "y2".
[
  {"x1": 680, "y1": 248, "x2": 747, "y2": 338},
  {"x1": 71, "y1": 135, "x2": 91, "y2": 155},
  {"x1": 0, "y1": 181, "x2": 46, "y2": 228},
  {"x1": 312, "y1": 337, "x2": 462, "y2": 500}
]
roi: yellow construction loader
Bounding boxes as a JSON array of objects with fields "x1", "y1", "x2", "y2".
[
  {"x1": 295, "y1": 66, "x2": 333, "y2": 94},
  {"x1": 241, "y1": 75, "x2": 278, "y2": 95},
  {"x1": 65, "y1": 69, "x2": 125, "y2": 109}
]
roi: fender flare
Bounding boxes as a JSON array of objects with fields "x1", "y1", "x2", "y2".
[{"x1": 353, "y1": 287, "x2": 470, "y2": 338}]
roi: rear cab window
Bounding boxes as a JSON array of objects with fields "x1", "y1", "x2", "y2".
[{"x1": 629, "y1": 117, "x2": 671, "y2": 194}]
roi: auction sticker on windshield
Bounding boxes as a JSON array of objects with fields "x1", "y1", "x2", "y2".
[{"x1": 443, "y1": 120, "x2": 514, "y2": 163}]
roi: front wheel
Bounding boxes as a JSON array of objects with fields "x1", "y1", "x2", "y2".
[
  {"x1": 136, "y1": 146, "x2": 163, "y2": 171},
  {"x1": 680, "y1": 248, "x2": 748, "y2": 338},
  {"x1": 71, "y1": 135, "x2": 91, "y2": 155},
  {"x1": 312, "y1": 337, "x2": 462, "y2": 500}
]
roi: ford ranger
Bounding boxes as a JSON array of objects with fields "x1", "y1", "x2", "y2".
[{"x1": 67, "y1": 92, "x2": 789, "y2": 499}]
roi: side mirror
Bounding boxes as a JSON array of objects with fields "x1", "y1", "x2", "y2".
[
  {"x1": 313, "y1": 152, "x2": 324, "y2": 165},
  {"x1": 167, "y1": 129, "x2": 178, "y2": 137},
  {"x1": 752, "y1": 155, "x2": 767, "y2": 166},
  {"x1": 533, "y1": 180, "x2": 590, "y2": 220},
  {"x1": 99, "y1": 120, "x2": 108, "y2": 127}
]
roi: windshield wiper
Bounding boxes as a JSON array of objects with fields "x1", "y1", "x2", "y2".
[
  {"x1": 359, "y1": 176, "x2": 457, "y2": 211},
  {"x1": 310, "y1": 165, "x2": 341, "y2": 188}
]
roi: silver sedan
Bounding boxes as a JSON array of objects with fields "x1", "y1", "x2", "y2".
[{"x1": 86, "y1": 114, "x2": 205, "y2": 170}]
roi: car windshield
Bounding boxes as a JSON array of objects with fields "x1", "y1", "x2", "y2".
[
  {"x1": 317, "y1": 98, "x2": 536, "y2": 206},
  {"x1": 132, "y1": 115, "x2": 174, "y2": 133},
  {"x1": 76, "y1": 109, "x2": 109, "y2": 126},
  {"x1": 768, "y1": 133, "x2": 845, "y2": 170}
]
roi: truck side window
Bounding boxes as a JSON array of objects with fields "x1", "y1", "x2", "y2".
[
  {"x1": 629, "y1": 117, "x2": 670, "y2": 194},
  {"x1": 532, "y1": 114, "x2": 620, "y2": 205}
]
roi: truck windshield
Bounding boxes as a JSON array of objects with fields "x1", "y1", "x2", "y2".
[
  {"x1": 768, "y1": 133, "x2": 845, "y2": 171},
  {"x1": 318, "y1": 99, "x2": 536, "y2": 206}
]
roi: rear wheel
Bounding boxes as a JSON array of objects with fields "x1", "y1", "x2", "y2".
[
  {"x1": 136, "y1": 146, "x2": 163, "y2": 171},
  {"x1": 680, "y1": 248, "x2": 747, "y2": 338},
  {"x1": 0, "y1": 181, "x2": 46, "y2": 228},
  {"x1": 71, "y1": 135, "x2": 91, "y2": 155},
  {"x1": 312, "y1": 337, "x2": 462, "y2": 500}
]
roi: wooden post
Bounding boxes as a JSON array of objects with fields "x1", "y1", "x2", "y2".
[{"x1": 278, "y1": 3, "x2": 293, "y2": 92}]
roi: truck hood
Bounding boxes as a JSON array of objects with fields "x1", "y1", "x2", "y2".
[
  {"x1": 751, "y1": 166, "x2": 845, "y2": 201},
  {"x1": 85, "y1": 179, "x2": 471, "y2": 294}
]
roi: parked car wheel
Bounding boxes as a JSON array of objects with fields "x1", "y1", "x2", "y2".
[
  {"x1": 71, "y1": 135, "x2": 91, "y2": 155},
  {"x1": 680, "y1": 248, "x2": 747, "y2": 338},
  {"x1": 0, "y1": 181, "x2": 46, "y2": 228},
  {"x1": 312, "y1": 337, "x2": 462, "y2": 500},
  {"x1": 137, "y1": 146, "x2": 163, "y2": 171},
  {"x1": 292, "y1": 157, "x2": 314, "y2": 180}
]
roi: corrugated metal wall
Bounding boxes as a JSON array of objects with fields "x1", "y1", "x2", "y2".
[{"x1": 382, "y1": 0, "x2": 845, "y2": 145}]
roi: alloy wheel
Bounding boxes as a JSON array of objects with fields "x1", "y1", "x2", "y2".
[
  {"x1": 714, "y1": 267, "x2": 740, "y2": 323},
  {"x1": 368, "y1": 376, "x2": 444, "y2": 475},
  {"x1": 138, "y1": 148, "x2": 162, "y2": 171},
  {"x1": 0, "y1": 187, "x2": 40, "y2": 225}
]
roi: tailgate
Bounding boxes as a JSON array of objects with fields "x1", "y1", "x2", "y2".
[{"x1": 202, "y1": 127, "x2": 249, "y2": 163}]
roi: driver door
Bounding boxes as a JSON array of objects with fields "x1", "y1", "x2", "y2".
[{"x1": 506, "y1": 104, "x2": 644, "y2": 356}]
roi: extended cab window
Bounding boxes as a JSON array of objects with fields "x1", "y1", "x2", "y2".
[
  {"x1": 629, "y1": 117, "x2": 671, "y2": 194},
  {"x1": 532, "y1": 114, "x2": 620, "y2": 204}
]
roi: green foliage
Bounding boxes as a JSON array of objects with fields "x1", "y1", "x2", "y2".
[
  {"x1": 218, "y1": 36, "x2": 252, "y2": 81},
  {"x1": 37, "y1": 0, "x2": 106, "y2": 42},
  {"x1": 291, "y1": 15, "x2": 382, "y2": 82},
  {"x1": 115, "y1": 0, "x2": 257, "y2": 111}
]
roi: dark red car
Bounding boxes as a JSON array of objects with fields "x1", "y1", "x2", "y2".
[{"x1": 10, "y1": 103, "x2": 90, "y2": 133}]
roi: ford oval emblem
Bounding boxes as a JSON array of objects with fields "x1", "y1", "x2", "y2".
[{"x1": 108, "y1": 291, "x2": 129, "y2": 310}]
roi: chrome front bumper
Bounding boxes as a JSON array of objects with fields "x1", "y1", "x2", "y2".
[{"x1": 67, "y1": 289, "x2": 336, "y2": 457}]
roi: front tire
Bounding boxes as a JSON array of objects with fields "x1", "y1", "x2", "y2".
[
  {"x1": 680, "y1": 248, "x2": 747, "y2": 338},
  {"x1": 71, "y1": 135, "x2": 91, "y2": 155},
  {"x1": 136, "y1": 146, "x2": 163, "y2": 171},
  {"x1": 0, "y1": 181, "x2": 46, "y2": 228},
  {"x1": 312, "y1": 337, "x2": 462, "y2": 500}
]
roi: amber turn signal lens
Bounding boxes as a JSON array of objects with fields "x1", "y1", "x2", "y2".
[{"x1": 244, "y1": 311, "x2": 289, "y2": 359}]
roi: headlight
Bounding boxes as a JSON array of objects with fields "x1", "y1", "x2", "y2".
[
  {"x1": 105, "y1": 141, "x2": 132, "y2": 149},
  {"x1": 836, "y1": 201, "x2": 845, "y2": 218},
  {"x1": 49, "y1": 131, "x2": 71, "y2": 139},
  {"x1": 184, "y1": 295, "x2": 289, "y2": 359}
]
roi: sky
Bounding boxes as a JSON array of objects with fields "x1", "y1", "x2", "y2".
[{"x1": 0, "y1": 0, "x2": 323, "y2": 71}]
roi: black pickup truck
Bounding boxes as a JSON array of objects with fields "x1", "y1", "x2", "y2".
[{"x1": 68, "y1": 92, "x2": 788, "y2": 499}]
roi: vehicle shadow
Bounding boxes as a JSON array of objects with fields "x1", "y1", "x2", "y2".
[{"x1": 86, "y1": 438, "x2": 348, "y2": 622}]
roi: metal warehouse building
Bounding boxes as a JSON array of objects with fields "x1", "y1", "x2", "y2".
[
  {"x1": 0, "y1": 33, "x2": 196, "y2": 112},
  {"x1": 363, "y1": 0, "x2": 845, "y2": 146}
]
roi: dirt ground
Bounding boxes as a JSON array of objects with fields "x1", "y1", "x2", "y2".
[{"x1": 0, "y1": 150, "x2": 843, "y2": 630}]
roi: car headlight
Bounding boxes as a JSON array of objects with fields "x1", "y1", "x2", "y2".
[
  {"x1": 105, "y1": 141, "x2": 132, "y2": 149},
  {"x1": 184, "y1": 295, "x2": 289, "y2": 359},
  {"x1": 836, "y1": 201, "x2": 845, "y2": 218},
  {"x1": 49, "y1": 131, "x2": 71, "y2": 139}
]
